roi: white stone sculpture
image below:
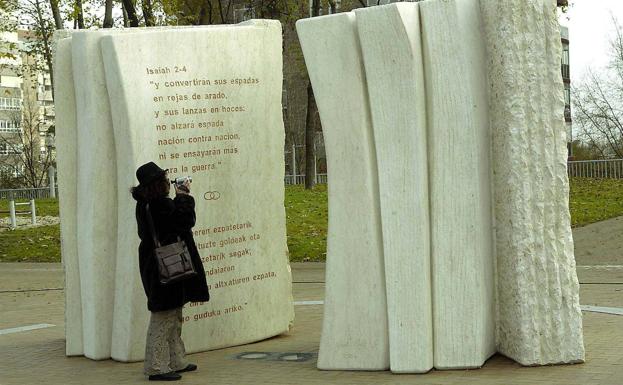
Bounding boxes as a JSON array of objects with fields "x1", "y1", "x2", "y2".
[
  {"x1": 296, "y1": 13, "x2": 390, "y2": 371},
  {"x1": 72, "y1": 30, "x2": 119, "y2": 360},
  {"x1": 54, "y1": 22, "x2": 294, "y2": 362},
  {"x1": 354, "y1": 4, "x2": 433, "y2": 373},
  {"x1": 419, "y1": 0, "x2": 496, "y2": 369},
  {"x1": 297, "y1": 0, "x2": 584, "y2": 372},
  {"x1": 53, "y1": 37, "x2": 82, "y2": 357}
]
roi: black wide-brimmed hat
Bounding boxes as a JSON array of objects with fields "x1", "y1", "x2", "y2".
[{"x1": 136, "y1": 161, "x2": 167, "y2": 185}]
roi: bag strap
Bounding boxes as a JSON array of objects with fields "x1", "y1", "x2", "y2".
[{"x1": 145, "y1": 203, "x2": 162, "y2": 248}]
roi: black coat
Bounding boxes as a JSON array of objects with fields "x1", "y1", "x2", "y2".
[{"x1": 135, "y1": 193, "x2": 210, "y2": 312}]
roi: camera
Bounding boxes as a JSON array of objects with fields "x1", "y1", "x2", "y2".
[{"x1": 171, "y1": 176, "x2": 192, "y2": 186}]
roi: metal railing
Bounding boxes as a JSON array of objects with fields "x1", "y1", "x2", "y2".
[
  {"x1": 6, "y1": 199, "x2": 36, "y2": 229},
  {"x1": 567, "y1": 159, "x2": 623, "y2": 179},
  {"x1": 284, "y1": 174, "x2": 328, "y2": 185},
  {"x1": 0, "y1": 186, "x2": 58, "y2": 200}
]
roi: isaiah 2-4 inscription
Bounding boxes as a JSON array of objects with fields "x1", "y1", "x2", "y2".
[
  {"x1": 97, "y1": 23, "x2": 294, "y2": 361},
  {"x1": 147, "y1": 68, "x2": 254, "y2": 174}
]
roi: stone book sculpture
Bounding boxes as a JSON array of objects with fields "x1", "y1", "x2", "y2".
[
  {"x1": 53, "y1": 21, "x2": 294, "y2": 362},
  {"x1": 297, "y1": 0, "x2": 584, "y2": 373}
]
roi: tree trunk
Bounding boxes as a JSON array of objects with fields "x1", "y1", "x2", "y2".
[
  {"x1": 122, "y1": 0, "x2": 140, "y2": 27},
  {"x1": 49, "y1": 0, "x2": 63, "y2": 29},
  {"x1": 103, "y1": 0, "x2": 114, "y2": 28},
  {"x1": 224, "y1": 0, "x2": 233, "y2": 23},
  {"x1": 304, "y1": 0, "x2": 321, "y2": 190},
  {"x1": 122, "y1": 3, "x2": 129, "y2": 27},
  {"x1": 304, "y1": 81, "x2": 318, "y2": 189},
  {"x1": 197, "y1": 1, "x2": 213, "y2": 25},
  {"x1": 76, "y1": 0, "x2": 85, "y2": 29},
  {"x1": 142, "y1": 0, "x2": 155, "y2": 26},
  {"x1": 328, "y1": 0, "x2": 337, "y2": 14}
]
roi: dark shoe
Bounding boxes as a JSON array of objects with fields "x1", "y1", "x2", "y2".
[
  {"x1": 176, "y1": 364, "x2": 197, "y2": 373},
  {"x1": 148, "y1": 372, "x2": 182, "y2": 381}
]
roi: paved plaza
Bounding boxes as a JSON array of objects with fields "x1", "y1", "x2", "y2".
[{"x1": 1, "y1": 219, "x2": 623, "y2": 385}]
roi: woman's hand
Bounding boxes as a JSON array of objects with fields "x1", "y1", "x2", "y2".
[{"x1": 175, "y1": 179, "x2": 191, "y2": 195}]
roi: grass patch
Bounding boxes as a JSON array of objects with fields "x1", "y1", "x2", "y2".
[
  {"x1": 569, "y1": 177, "x2": 623, "y2": 227},
  {"x1": 285, "y1": 184, "x2": 328, "y2": 262},
  {"x1": 2, "y1": 178, "x2": 623, "y2": 263},
  {"x1": 0, "y1": 198, "x2": 59, "y2": 218},
  {"x1": 0, "y1": 225, "x2": 61, "y2": 262}
]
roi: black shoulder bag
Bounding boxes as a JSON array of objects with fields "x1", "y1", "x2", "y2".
[{"x1": 145, "y1": 203, "x2": 197, "y2": 285}]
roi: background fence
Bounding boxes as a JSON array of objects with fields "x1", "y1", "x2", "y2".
[
  {"x1": 3, "y1": 163, "x2": 623, "y2": 199},
  {"x1": 567, "y1": 159, "x2": 623, "y2": 179},
  {"x1": 0, "y1": 187, "x2": 58, "y2": 200},
  {"x1": 284, "y1": 173, "x2": 328, "y2": 185}
]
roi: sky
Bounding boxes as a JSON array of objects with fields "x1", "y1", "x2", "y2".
[{"x1": 560, "y1": 0, "x2": 623, "y2": 83}]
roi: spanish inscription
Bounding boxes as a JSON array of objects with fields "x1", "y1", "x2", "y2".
[
  {"x1": 145, "y1": 66, "x2": 261, "y2": 175},
  {"x1": 143, "y1": 64, "x2": 278, "y2": 323}
]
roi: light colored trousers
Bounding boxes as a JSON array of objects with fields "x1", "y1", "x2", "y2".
[{"x1": 144, "y1": 307, "x2": 189, "y2": 375}]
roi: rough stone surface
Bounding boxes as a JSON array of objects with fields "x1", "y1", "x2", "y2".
[
  {"x1": 296, "y1": 14, "x2": 390, "y2": 371},
  {"x1": 479, "y1": 0, "x2": 585, "y2": 365},
  {"x1": 355, "y1": 3, "x2": 433, "y2": 374},
  {"x1": 419, "y1": 0, "x2": 495, "y2": 369}
]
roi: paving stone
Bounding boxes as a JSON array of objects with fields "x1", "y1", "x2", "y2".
[{"x1": 1, "y1": 263, "x2": 622, "y2": 384}]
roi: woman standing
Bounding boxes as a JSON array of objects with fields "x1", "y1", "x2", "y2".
[{"x1": 131, "y1": 161, "x2": 210, "y2": 381}]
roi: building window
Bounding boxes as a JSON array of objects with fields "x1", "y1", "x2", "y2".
[
  {"x1": 0, "y1": 143, "x2": 23, "y2": 155},
  {"x1": 561, "y1": 45, "x2": 570, "y2": 80},
  {"x1": 0, "y1": 120, "x2": 21, "y2": 133},
  {"x1": 564, "y1": 84, "x2": 571, "y2": 122},
  {"x1": 0, "y1": 97, "x2": 21, "y2": 110},
  {"x1": 0, "y1": 164, "x2": 23, "y2": 177},
  {"x1": 564, "y1": 84, "x2": 571, "y2": 106}
]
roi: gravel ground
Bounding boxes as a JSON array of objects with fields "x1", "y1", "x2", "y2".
[{"x1": 0, "y1": 216, "x2": 60, "y2": 231}]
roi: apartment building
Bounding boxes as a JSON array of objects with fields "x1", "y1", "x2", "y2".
[
  {"x1": 561, "y1": 25, "x2": 572, "y2": 157},
  {"x1": 0, "y1": 30, "x2": 54, "y2": 181},
  {"x1": 0, "y1": 31, "x2": 24, "y2": 177}
]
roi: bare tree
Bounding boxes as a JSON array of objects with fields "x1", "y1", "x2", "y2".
[{"x1": 573, "y1": 16, "x2": 623, "y2": 158}]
